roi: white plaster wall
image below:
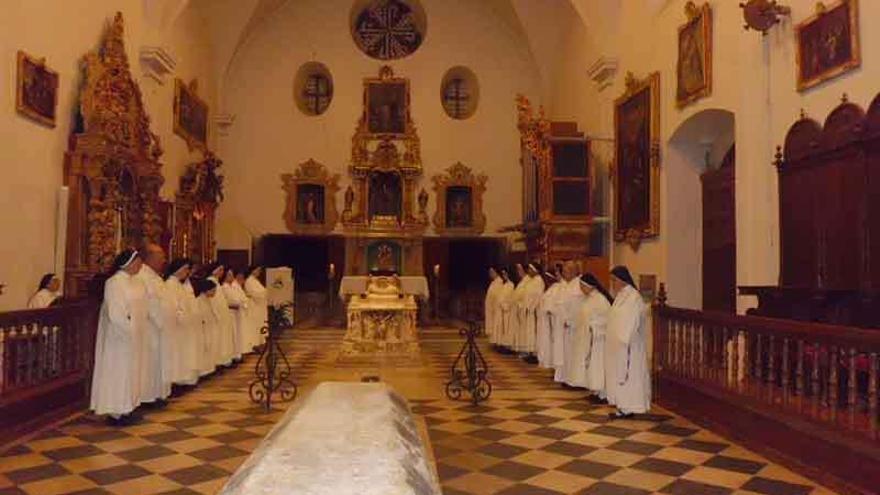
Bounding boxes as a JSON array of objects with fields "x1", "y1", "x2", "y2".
[
  {"x1": 0, "y1": 1, "x2": 216, "y2": 310},
  {"x1": 552, "y1": 0, "x2": 880, "y2": 311},
  {"x1": 215, "y1": 0, "x2": 543, "y2": 249}
]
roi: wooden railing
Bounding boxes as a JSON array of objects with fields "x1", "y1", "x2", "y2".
[
  {"x1": 652, "y1": 285, "x2": 880, "y2": 494},
  {"x1": 0, "y1": 302, "x2": 99, "y2": 445}
]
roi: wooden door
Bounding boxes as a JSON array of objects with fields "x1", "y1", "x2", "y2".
[{"x1": 701, "y1": 146, "x2": 736, "y2": 312}]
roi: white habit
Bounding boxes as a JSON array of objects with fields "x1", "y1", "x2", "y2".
[
  {"x1": 166, "y1": 276, "x2": 200, "y2": 385},
  {"x1": 137, "y1": 265, "x2": 174, "y2": 401},
  {"x1": 90, "y1": 271, "x2": 146, "y2": 416},
  {"x1": 223, "y1": 281, "x2": 249, "y2": 359},
  {"x1": 496, "y1": 280, "x2": 515, "y2": 348},
  {"x1": 577, "y1": 291, "x2": 611, "y2": 393},
  {"x1": 484, "y1": 277, "x2": 504, "y2": 344},
  {"x1": 208, "y1": 276, "x2": 236, "y2": 366},
  {"x1": 521, "y1": 275, "x2": 544, "y2": 354},
  {"x1": 197, "y1": 293, "x2": 221, "y2": 376},
  {"x1": 510, "y1": 279, "x2": 529, "y2": 352},
  {"x1": 553, "y1": 277, "x2": 583, "y2": 383},
  {"x1": 536, "y1": 281, "x2": 562, "y2": 368},
  {"x1": 27, "y1": 289, "x2": 58, "y2": 309},
  {"x1": 245, "y1": 275, "x2": 268, "y2": 348},
  {"x1": 606, "y1": 285, "x2": 651, "y2": 414}
]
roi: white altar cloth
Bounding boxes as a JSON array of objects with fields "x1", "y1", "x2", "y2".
[
  {"x1": 339, "y1": 276, "x2": 429, "y2": 300},
  {"x1": 219, "y1": 382, "x2": 441, "y2": 495}
]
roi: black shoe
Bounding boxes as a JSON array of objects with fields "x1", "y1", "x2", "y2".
[
  {"x1": 586, "y1": 395, "x2": 608, "y2": 405},
  {"x1": 523, "y1": 355, "x2": 539, "y2": 364},
  {"x1": 607, "y1": 410, "x2": 634, "y2": 420}
]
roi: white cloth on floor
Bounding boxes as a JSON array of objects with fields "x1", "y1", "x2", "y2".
[
  {"x1": 606, "y1": 285, "x2": 651, "y2": 414},
  {"x1": 90, "y1": 271, "x2": 146, "y2": 416}
]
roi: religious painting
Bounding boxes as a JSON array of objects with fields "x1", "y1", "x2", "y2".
[
  {"x1": 796, "y1": 0, "x2": 860, "y2": 91},
  {"x1": 365, "y1": 71, "x2": 409, "y2": 135},
  {"x1": 281, "y1": 159, "x2": 340, "y2": 235},
  {"x1": 367, "y1": 241, "x2": 402, "y2": 274},
  {"x1": 296, "y1": 184, "x2": 325, "y2": 224},
  {"x1": 352, "y1": 0, "x2": 425, "y2": 61},
  {"x1": 432, "y1": 162, "x2": 487, "y2": 235},
  {"x1": 676, "y1": 2, "x2": 712, "y2": 107},
  {"x1": 368, "y1": 171, "x2": 402, "y2": 220},
  {"x1": 614, "y1": 72, "x2": 660, "y2": 250},
  {"x1": 174, "y1": 79, "x2": 208, "y2": 150},
  {"x1": 16, "y1": 51, "x2": 59, "y2": 127},
  {"x1": 445, "y1": 187, "x2": 473, "y2": 228}
]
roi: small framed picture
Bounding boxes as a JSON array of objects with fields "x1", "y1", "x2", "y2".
[
  {"x1": 16, "y1": 51, "x2": 59, "y2": 127},
  {"x1": 796, "y1": 0, "x2": 860, "y2": 91}
]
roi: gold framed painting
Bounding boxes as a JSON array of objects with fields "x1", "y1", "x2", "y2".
[
  {"x1": 796, "y1": 0, "x2": 860, "y2": 92},
  {"x1": 174, "y1": 78, "x2": 209, "y2": 150},
  {"x1": 16, "y1": 51, "x2": 59, "y2": 127},
  {"x1": 363, "y1": 66, "x2": 411, "y2": 137},
  {"x1": 676, "y1": 2, "x2": 712, "y2": 107},
  {"x1": 613, "y1": 72, "x2": 661, "y2": 250}
]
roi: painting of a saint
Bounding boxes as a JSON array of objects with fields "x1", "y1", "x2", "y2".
[
  {"x1": 16, "y1": 51, "x2": 58, "y2": 127},
  {"x1": 368, "y1": 172, "x2": 402, "y2": 219},
  {"x1": 174, "y1": 79, "x2": 208, "y2": 149},
  {"x1": 796, "y1": 0, "x2": 860, "y2": 91},
  {"x1": 366, "y1": 81, "x2": 407, "y2": 135},
  {"x1": 614, "y1": 72, "x2": 660, "y2": 248},
  {"x1": 446, "y1": 187, "x2": 473, "y2": 228},
  {"x1": 367, "y1": 241, "x2": 402, "y2": 274},
  {"x1": 296, "y1": 184, "x2": 325, "y2": 224},
  {"x1": 676, "y1": 3, "x2": 712, "y2": 107}
]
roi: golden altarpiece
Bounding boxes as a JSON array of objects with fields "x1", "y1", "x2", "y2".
[
  {"x1": 172, "y1": 151, "x2": 223, "y2": 262},
  {"x1": 516, "y1": 95, "x2": 609, "y2": 281},
  {"x1": 340, "y1": 66, "x2": 428, "y2": 275},
  {"x1": 63, "y1": 14, "x2": 166, "y2": 298},
  {"x1": 64, "y1": 13, "x2": 220, "y2": 297}
]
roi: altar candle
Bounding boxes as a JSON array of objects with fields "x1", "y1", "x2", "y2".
[
  {"x1": 329, "y1": 263, "x2": 336, "y2": 278},
  {"x1": 433, "y1": 264, "x2": 440, "y2": 276}
]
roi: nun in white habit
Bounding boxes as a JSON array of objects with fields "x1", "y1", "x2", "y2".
[
  {"x1": 484, "y1": 266, "x2": 504, "y2": 344},
  {"x1": 27, "y1": 273, "x2": 60, "y2": 309},
  {"x1": 495, "y1": 268, "x2": 516, "y2": 351},
  {"x1": 165, "y1": 259, "x2": 199, "y2": 386},
  {"x1": 136, "y1": 244, "x2": 174, "y2": 403},
  {"x1": 193, "y1": 278, "x2": 221, "y2": 376},
  {"x1": 606, "y1": 265, "x2": 652, "y2": 418},
  {"x1": 222, "y1": 268, "x2": 248, "y2": 360},
  {"x1": 578, "y1": 274, "x2": 613, "y2": 401},
  {"x1": 244, "y1": 266, "x2": 268, "y2": 349},
  {"x1": 90, "y1": 250, "x2": 146, "y2": 423},
  {"x1": 553, "y1": 261, "x2": 583, "y2": 383},
  {"x1": 206, "y1": 263, "x2": 235, "y2": 366},
  {"x1": 536, "y1": 271, "x2": 561, "y2": 368},
  {"x1": 522, "y1": 263, "x2": 545, "y2": 358},
  {"x1": 510, "y1": 264, "x2": 529, "y2": 353}
]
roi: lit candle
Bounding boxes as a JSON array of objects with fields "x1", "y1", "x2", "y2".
[
  {"x1": 433, "y1": 264, "x2": 440, "y2": 276},
  {"x1": 329, "y1": 263, "x2": 335, "y2": 277}
]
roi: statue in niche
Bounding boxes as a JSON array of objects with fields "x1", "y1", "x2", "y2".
[
  {"x1": 342, "y1": 185, "x2": 355, "y2": 222},
  {"x1": 417, "y1": 188, "x2": 429, "y2": 223},
  {"x1": 296, "y1": 184, "x2": 324, "y2": 224},
  {"x1": 368, "y1": 172, "x2": 402, "y2": 219}
]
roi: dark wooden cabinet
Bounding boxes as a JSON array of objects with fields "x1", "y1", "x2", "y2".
[
  {"x1": 702, "y1": 146, "x2": 735, "y2": 312},
  {"x1": 743, "y1": 94, "x2": 880, "y2": 328}
]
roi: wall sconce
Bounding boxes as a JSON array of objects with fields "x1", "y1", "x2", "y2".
[{"x1": 740, "y1": 0, "x2": 790, "y2": 35}]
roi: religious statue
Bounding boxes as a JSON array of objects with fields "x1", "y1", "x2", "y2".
[
  {"x1": 304, "y1": 193, "x2": 319, "y2": 223},
  {"x1": 376, "y1": 244, "x2": 395, "y2": 272},
  {"x1": 417, "y1": 188, "x2": 429, "y2": 223},
  {"x1": 342, "y1": 185, "x2": 355, "y2": 222}
]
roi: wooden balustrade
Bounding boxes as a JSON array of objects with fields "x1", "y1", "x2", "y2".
[
  {"x1": 0, "y1": 302, "x2": 99, "y2": 446},
  {"x1": 652, "y1": 285, "x2": 880, "y2": 495}
]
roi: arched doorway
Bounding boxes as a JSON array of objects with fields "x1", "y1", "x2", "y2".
[{"x1": 666, "y1": 109, "x2": 735, "y2": 311}]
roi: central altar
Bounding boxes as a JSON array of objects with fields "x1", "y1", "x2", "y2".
[{"x1": 339, "y1": 275, "x2": 420, "y2": 364}]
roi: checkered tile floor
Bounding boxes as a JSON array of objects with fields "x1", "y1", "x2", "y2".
[{"x1": 0, "y1": 326, "x2": 836, "y2": 495}]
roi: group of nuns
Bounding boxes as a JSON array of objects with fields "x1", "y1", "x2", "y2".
[
  {"x1": 89, "y1": 246, "x2": 269, "y2": 424},
  {"x1": 485, "y1": 262, "x2": 651, "y2": 419}
]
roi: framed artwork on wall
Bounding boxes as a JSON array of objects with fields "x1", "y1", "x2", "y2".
[
  {"x1": 174, "y1": 78, "x2": 208, "y2": 150},
  {"x1": 281, "y1": 159, "x2": 340, "y2": 235},
  {"x1": 16, "y1": 51, "x2": 59, "y2": 127},
  {"x1": 676, "y1": 2, "x2": 712, "y2": 107},
  {"x1": 614, "y1": 72, "x2": 660, "y2": 250},
  {"x1": 796, "y1": 0, "x2": 860, "y2": 92},
  {"x1": 431, "y1": 162, "x2": 487, "y2": 236}
]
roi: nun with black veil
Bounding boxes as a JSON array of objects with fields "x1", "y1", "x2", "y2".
[
  {"x1": 89, "y1": 249, "x2": 147, "y2": 425},
  {"x1": 606, "y1": 265, "x2": 651, "y2": 419},
  {"x1": 27, "y1": 273, "x2": 61, "y2": 309}
]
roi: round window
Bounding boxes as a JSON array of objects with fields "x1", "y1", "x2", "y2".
[
  {"x1": 351, "y1": 0, "x2": 427, "y2": 61},
  {"x1": 441, "y1": 66, "x2": 479, "y2": 120},
  {"x1": 294, "y1": 62, "x2": 333, "y2": 116}
]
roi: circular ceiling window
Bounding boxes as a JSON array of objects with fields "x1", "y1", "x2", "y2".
[
  {"x1": 351, "y1": 0, "x2": 427, "y2": 60},
  {"x1": 294, "y1": 62, "x2": 333, "y2": 116},
  {"x1": 441, "y1": 66, "x2": 479, "y2": 120}
]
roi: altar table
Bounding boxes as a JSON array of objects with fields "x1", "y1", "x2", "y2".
[{"x1": 339, "y1": 276, "x2": 429, "y2": 300}]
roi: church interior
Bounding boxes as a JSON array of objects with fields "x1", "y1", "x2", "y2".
[{"x1": 1, "y1": 0, "x2": 879, "y2": 494}]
